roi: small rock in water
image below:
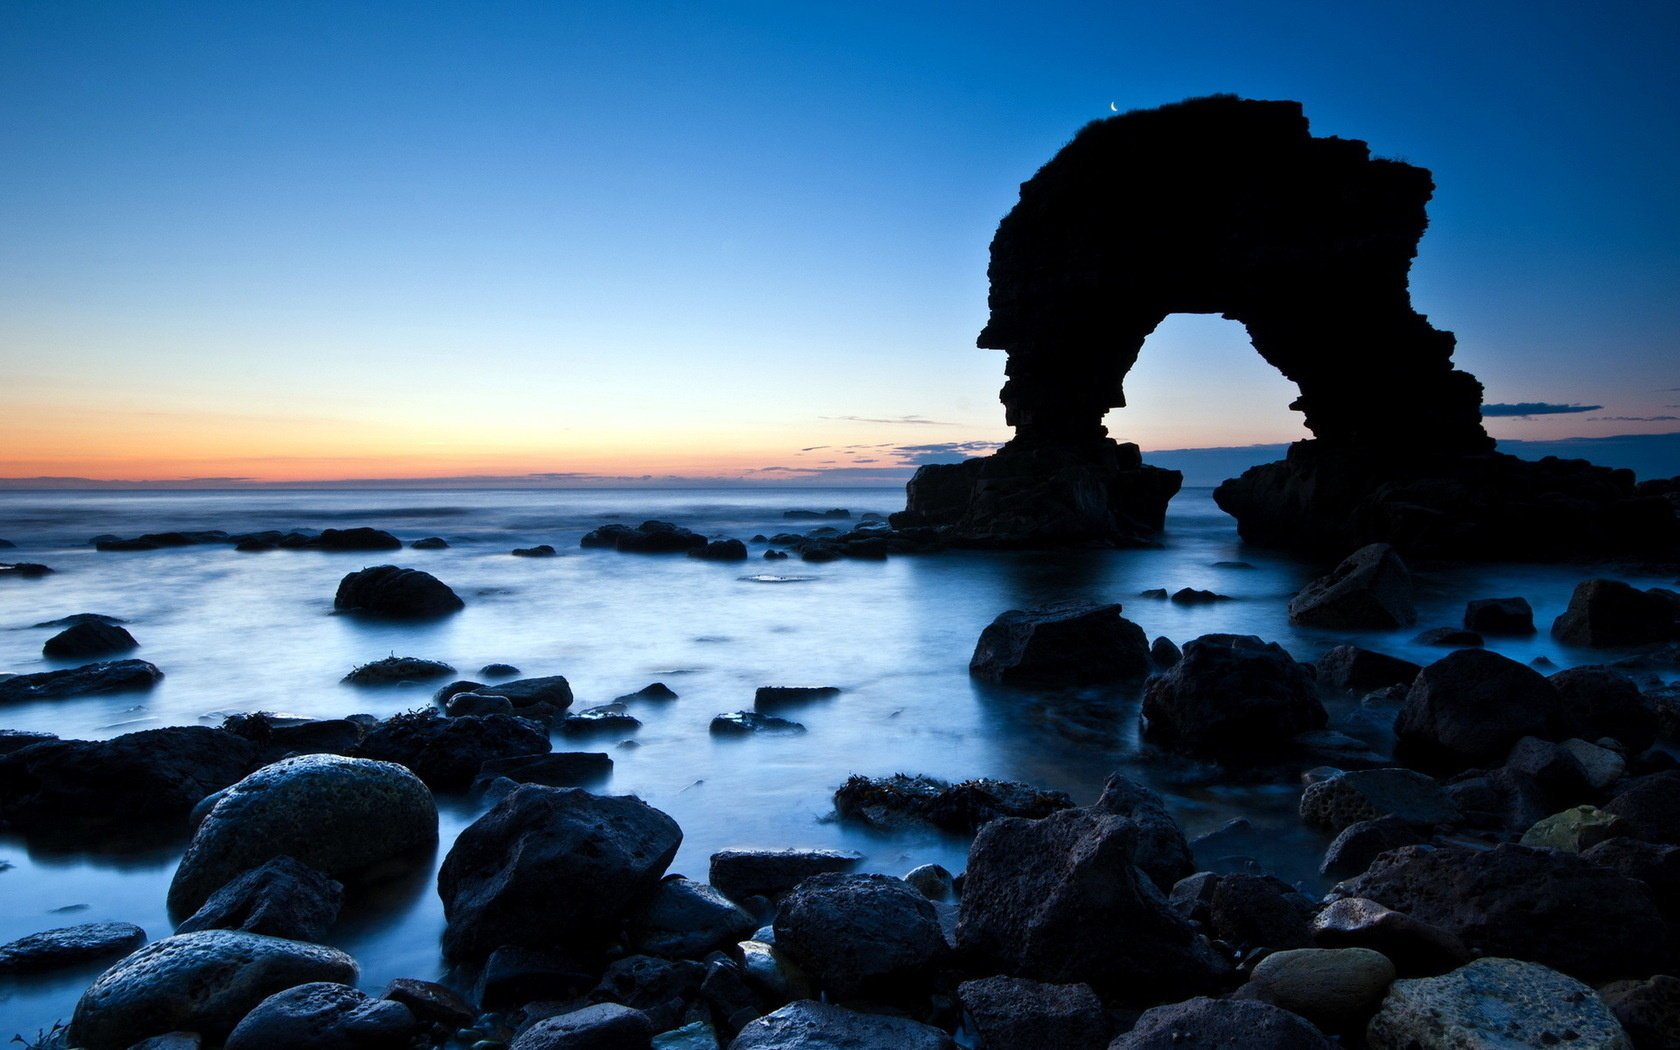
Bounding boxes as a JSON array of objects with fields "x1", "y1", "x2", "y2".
[
  {"x1": 410, "y1": 536, "x2": 449, "y2": 549},
  {"x1": 510, "y1": 543, "x2": 557, "y2": 557},
  {"x1": 444, "y1": 692, "x2": 514, "y2": 717},
  {"x1": 480, "y1": 662, "x2": 519, "y2": 677},
  {"x1": 0, "y1": 659, "x2": 163, "y2": 704},
  {"x1": 1170, "y1": 587, "x2": 1231, "y2": 604},
  {"x1": 341, "y1": 655, "x2": 456, "y2": 685},
  {"x1": 473, "y1": 751, "x2": 612, "y2": 790},
  {"x1": 616, "y1": 682, "x2": 679, "y2": 702},
  {"x1": 708, "y1": 847, "x2": 864, "y2": 904},
  {"x1": 1, "y1": 562, "x2": 54, "y2": 578},
  {"x1": 1412, "y1": 626, "x2": 1484, "y2": 647},
  {"x1": 0, "y1": 922, "x2": 148, "y2": 975},
  {"x1": 833, "y1": 772, "x2": 1073, "y2": 834},
  {"x1": 969, "y1": 601, "x2": 1150, "y2": 686},
  {"x1": 1149, "y1": 635, "x2": 1181, "y2": 667},
  {"x1": 1287, "y1": 543, "x2": 1417, "y2": 629},
  {"x1": 1464, "y1": 595, "x2": 1536, "y2": 635},
  {"x1": 690, "y1": 538, "x2": 748, "y2": 561},
  {"x1": 333, "y1": 565, "x2": 464, "y2": 618},
  {"x1": 709, "y1": 711, "x2": 805, "y2": 735},
  {"x1": 783, "y1": 508, "x2": 851, "y2": 520},
  {"x1": 558, "y1": 703, "x2": 642, "y2": 737},
  {"x1": 1138, "y1": 588, "x2": 1168, "y2": 599},
  {"x1": 754, "y1": 685, "x2": 840, "y2": 710},
  {"x1": 43, "y1": 620, "x2": 138, "y2": 659}
]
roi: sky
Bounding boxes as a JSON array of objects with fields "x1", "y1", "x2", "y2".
[{"x1": 2, "y1": 1, "x2": 1677, "y2": 484}]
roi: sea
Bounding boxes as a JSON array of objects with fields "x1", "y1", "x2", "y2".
[{"x1": 0, "y1": 485, "x2": 1671, "y2": 1035}]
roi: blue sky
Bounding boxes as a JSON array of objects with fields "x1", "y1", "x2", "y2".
[{"x1": 2, "y1": 1, "x2": 1676, "y2": 480}]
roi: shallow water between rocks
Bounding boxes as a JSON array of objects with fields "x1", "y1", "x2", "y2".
[{"x1": 0, "y1": 485, "x2": 1671, "y2": 1035}]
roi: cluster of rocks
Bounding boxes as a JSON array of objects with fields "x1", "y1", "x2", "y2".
[
  {"x1": 92, "y1": 526, "x2": 417, "y2": 554},
  {"x1": 579, "y1": 516, "x2": 944, "y2": 564}
]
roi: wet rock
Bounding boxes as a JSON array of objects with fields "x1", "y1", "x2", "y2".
[
  {"x1": 1110, "y1": 996, "x2": 1334, "y2": 1050},
  {"x1": 559, "y1": 703, "x2": 643, "y2": 737},
  {"x1": 0, "y1": 726, "x2": 255, "y2": 841},
  {"x1": 437, "y1": 785, "x2": 681, "y2": 961},
  {"x1": 42, "y1": 620, "x2": 138, "y2": 659},
  {"x1": 710, "y1": 711, "x2": 805, "y2": 735},
  {"x1": 627, "y1": 877, "x2": 756, "y2": 959},
  {"x1": 168, "y1": 754, "x2": 437, "y2": 916},
  {"x1": 1287, "y1": 543, "x2": 1417, "y2": 629},
  {"x1": 1300, "y1": 767, "x2": 1461, "y2": 832},
  {"x1": 68, "y1": 930, "x2": 358, "y2": 1050},
  {"x1": 774, "y1": 873, "x2": 945, "y2": 1000},
  {"x1": 1519, "y1": 805, "x2": 1627, "y2": 852},
  {"x1": 583, "y1": 520, "x2": 707, "y2": 553},
  {"x1": 475, "y1": 945, "x2": 597, "y2": 1008},
  {"x1": 956, "y1": 804, "x2": 1227, "y2": 1001},
  {"x1": 691, "y1": 539, "x2": 749, "y2": 561},
  {"x1": 1394, "y1": 649, "x2": 1575, "y2": 771},
  {"x1": 1314, "y1": 645, "x2": 1421, "y2": 692},
  {"x1": 754, "y1": 685, "x2": 841, "y2": 710},
  {"x1": 1207, "y1": 872, "x2": 1314, "y2": 953},
  {"x1": 1506, "y1": 736, "x2": 1594, "y2": 806},
  {"x1": 618, "y1": 682, "x2": 679, "y2": 702},
  {"x1": 728, "y1": 1000, "x2": 956, "y2": 1050},
  {"x1": 700, "y1": 956, "x2": 762, "y2": 1037},
  {"x1": 482, "y1": 662, "x2": 520, "y2": 676},
  {"x1": 1464, "y1": 596, "x2": 1535, "y2": 635},
  {"x1": 709, "y1": 848, "x2": 863, "y2": 905},
  {"x1": 380, "y1": 977, "x2": 475, "y2": 1030},
  {"x1": 472, "y1": 751, "x2": 613, "y2": 790},
  {"x1": 175, "y1": 856, "x2": 343, "y2": 941},
  {"x1": 1604, "y1": 771, "x2": 1680, "y2": 845},
  {"x1": 969, "y1": 601, "x2": 1151, "y2": 685},
  {"x1": 311, "y1": 527, "x2": 403, "y2": 551},
  {"x1": 511, "y1": 1002, "x2": 655, "y2": 1049},
  {"x1": 1443, "y1": 766, "x2": 1552, "y2": 833},
  {"x1": 1582, "y1": 838, "x2": 1680, "y2": 923},
  {"x1": 410, "y1": 536, "x2": 449, "y2": 549},
  {"x1": 1140, "y1": 634, "x2": 1325, "y2": 759},
  {"x1": 1550, "y1": 665, "x2": 1658, "y2": 754},
  {"x1": 489, "y1": 674, "x2": 576, "y2": 712},
  {"x1": 1411, "y1": 626, "x2": 1484, "y2": 647},
  {"x1": 1552, "y1": 578, "x2": 1680, "y2": 647},
  {"x1": 736, "y1": 938, "x2": 813, "y2": 1005},
  {"x1": 956, "y1": 975, "x2": 1108, "y2": 1050},
  {"x1": 352, "y1": 709, "x2": 550, "y2": 791},
  {"x1": 512, "y1": 543, "x2": 557, "y2": 557},
  {"x1": 0, "y1": 922, "x2": 147, "y2": 975},
  {"x1": 333, "y1": 565, "x2": 463, "y2": 617},
  {"x1": 0, "y1": 728, "x2": 54, "y2": 755},
  {"x1": 218, "y1": 712, "x2": 366, "y2": 764},
  {"x1": 223, "y1": 981, "x2": 417, "y2": 1050},
  {"x1": 434, "y1": 678, "x2": 486, "y2": 703},
  {"x1": 785, "y1": 509, "x2": 851, "y2": 520},
  {"x1": 1366, "y1": 958, "x2": 1633, "y2": 1050},
  {"x1": 590, "y1": 955, "x2": 707, "y2": 1033},
  {"x1": 1310, "y1": 897, "x2": 1471, "y2": 977},
  {"x1": 904, "y1": 863, "x2": 955, "y2": 900},
  {"x1": 1149, "y1": 636, "x2": 1180, "y2": 667},
  {"x1": 833, "y1": 772, "x2": 1074, "y2": 834},
  {"x1": 341, "y1": 655, "x2": 455, "y2": 685},
  {"x1": 1598, "y1": 974, "x2": 1680, "y2": 1050},
  {"x1": 0, "y1": 658, "x2": 163, "y2": 704},
  {"x1": 1090, "y1": 772, "x2": 1195, "y2": 891},
  {"x1": 1170, "y1": 587, "x2": 1230, "y2": 604},
  {"x1": 446, "y1": 691, "x2": 515, "y2": 717},
  {"x1": 0, "y1": 561, "x2": 53, "y2": 577},
  {"x1": 1246, "y1": 946, "x2": 1395, "y2": 1031},
  {"x1": 1320, "y1": 816, "x2": 1429, "y2": 879},
  {"x1": 1332, "y1": 843, "x2": 1669, "y2": 982}
]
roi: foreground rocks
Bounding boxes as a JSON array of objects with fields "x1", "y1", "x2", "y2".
[
  {"x1": 1112, "y1": 996, "x2": 1335, "y2": 1049},
  {"x1": 1393, "y1": 649, "x2": 1575, "y2": 770},
  {"x1": 730, "y1": 1000, "x2": 956, "y2": 1050},
  {"x1": 1140, "y1": 634, "x2": 1324, "y2": 758},
  {"x1": 774, "y1": 873, "x2": 945, "y2": 999},
  {"x1": 1366, "y1": 957, "x2": 1633, "y2": 1050},
  {"x1": 969, "y1": 602, "x2": 1150, "y2": 685},
  {"x1": 1552, "y1": 578, "x2": 1680, "y2": 647},
  {"x1": 223, "y1": 981, "x2": 418, "y2": 1050},
  {"x1": 956, "y1": 975, "x2": 1109, "y2": 1050}
]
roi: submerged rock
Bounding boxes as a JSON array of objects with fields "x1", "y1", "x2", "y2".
[
  {"x1": 340, "y1": 655, "x2": 455, "y2": 685},
  {"x1": 833, "y1": 772, "x2": 1073, "y2": 834},
  {"x1": 511, "y1": 543, "x2": 557, "y2": 557},
  {"x1": 332, "y1": 565, "x2": 463, "y2": 617},
  {"x1": 582, "y1": 520, "x2": 708, "y2": 553},
  {"x1": 1366, "y1": 958, "x2": 1633, "y2": 1050},
  {"x1": 0, "y1": 659, "x2": 163, "y2": 704},
  {"x1": 1140, "y1": 634, "x2": 1324, "y2": 758},
  {"x1": 969, "y1": 601, "x2": 1150, "y2": 685},
  {"x1": 0, "y1": 922, "x2": 148, "y2": 976},
  {"x1": 1288, "y1": 543, "x2": 1417, "y2": 629}
]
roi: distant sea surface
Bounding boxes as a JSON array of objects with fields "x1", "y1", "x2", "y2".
[{"x1": 0, "y1": 486, "x2": 1673, "y2": 1034}]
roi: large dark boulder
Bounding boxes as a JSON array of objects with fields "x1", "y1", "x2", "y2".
[
  {"x1": 774, "y1": 873, "x2": 946, "y2": 1000},
  {"x1": 582, "y1": 520, "x2": 707, "y2": 553},
  {"x1": 1139, "y1": 634, "x2": 1325, "y2": 758},
  {"x1": 224, "y1": 981, "x2": 417, "y2": 1050},
  {"x1": 833, "y1": 772, "x2": 1073, "y2": 834},
  {"x1": 352, "y1": 709, "x2": 550, "y2": 791},
  {"x1": 311, "y1": 527, "x2": 403, "y2": 551},
  {"x1": 333, "y1": 565, "x2": 463, "y2": 617},
  {"x1": 1333, "y1": 843, "x2": 1671, "y2": 983},
  {"x1": 691, "y1": 538, "x2": 749, "y2": 561},
  {"x1": 0, "y1": 726, "x2": 255, "y2": 842},
  {"x1": 970, "y1": 602, "x2": 1151, "y2": 684},
  {"x1": 1549, "y1": 665, "x2": 1659, "y2": 753},
  {"x1": 1108, "y1": 996, "x2": 1334, "y2": 1050},
  {"x1": 69, "y1": 931, "x2": 359, "y2": 1050},
  {"x1": 511, "y1": 1002, "x2": 654, "y2": 1049},
  {"x1": 729, "y1": 1001, "x2": 957, "y2": 1050},
  {"x1": 437, "y1": 785, "x2": 682, "y2": 961},
  {"x1": 956, "y1": 976, "x2": 1109, "y2": 1050},
  {"x1": 1314, "y1": 644, "x2": 1421, "y2": 692},
  {"x1": 42, "y1": 620, "x2": 138, "y2": 659},
  {"x1": 168, "y1": 754, "x2": 437, "y2": 916},
  {"x1": 709, "y1": 848, "x2": 864, "y2": 904},
  {"x1": 175, "y1": 856, "x2": 343, "y2": 942},
  {"x1": 626, "y1": 877, "x2": 756, "y2": 959},
  {"x1": 956, "y1": 805, "x2": 1227, "y2": 1001},
  {"x1": 1287, "y1": 543, "x2": 1417, "y2": 629},
  {"x1": 487, "y1": 674, "x2": 576, "y2": 713},
  {"x1": 0, "y1": 922, "x2": 147, "y2": 975},
  {"x1": 0, "y1": 658, "x2": 163, "y2": 704},
  {"x1": 1553, "y1": 578, "x2": 1680, "y2": 647},
  {"x1": 1393, "y1": 649, "x2": 1575, "y2": 770}
]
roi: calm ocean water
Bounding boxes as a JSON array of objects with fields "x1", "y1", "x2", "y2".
[{"x1": 0, "y1": 485, "x2": 1670, "y2": 1034}]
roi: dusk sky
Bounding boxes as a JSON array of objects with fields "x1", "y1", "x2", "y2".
[{"x1": 3, "y1": 2, "x2": 1677, "y2": 483}]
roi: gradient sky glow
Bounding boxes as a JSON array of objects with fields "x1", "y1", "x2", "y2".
[{"x1": 3, "y1": 2, "x2": 1677, "y2": 482}]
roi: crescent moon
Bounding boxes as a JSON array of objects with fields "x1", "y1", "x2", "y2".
[{"x1": 1109, "y1": 101, "x2": 1118, "y2": 112}]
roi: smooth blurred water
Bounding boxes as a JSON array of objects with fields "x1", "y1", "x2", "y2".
[{"x1": 0, "y1": 486, "x2": 1672, "y2": 1035}]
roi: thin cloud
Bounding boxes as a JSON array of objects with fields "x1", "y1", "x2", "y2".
[
  {"x1": 891, "y1": 440, "x2": 1006, "y2": 465},
  {"x1": 821, "y1": 414, "x2": 959, "y2": 426},
  {"x1": 799, "y1": 445, "x2": 829, "y2": 452},
  {"x1": 1482, "y1": 402, "x2": 1603, "y2": 418},
  {"x1": 1588, "y1": 415, "x2": 1680, "y2": 422}
]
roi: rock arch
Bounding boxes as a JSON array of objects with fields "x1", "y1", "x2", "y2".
[{"x1": 896, "y1": 96, "x2": 1677, "y2": 557}]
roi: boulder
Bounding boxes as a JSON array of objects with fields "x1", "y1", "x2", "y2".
[
  {"x1": 1562, "y1": 738, "x2": 1628, "y2": 793},
  {"x1": 380, "y1": 977, "x2": 475, "y2": 1030},
  {"x1": 446, "y1": 691, "x2": 515, "y2": 717},
  {"x1": 1089, "y1": 772, "x2": 1195, "y2": 891},
  {"x1": 1139, "y1": 634, "x2": 1325, "y2": 758},
  {"x1": 311, "y1": 527, "x2": 402, "y2": 551},
  {"x1": 1393, "y1": 649, "x2": 1575, "y2": 770},
  {"x1": 1519, "y1": 805, "x2": 1627, "y2": 852},
  {"x1": 711, "y1": 712, "x2": 805, "y2": 735},
  {"x1": 691, "y1": 539, "x2": 749, "y2": 561},
  {"x1": 352, "y1": 709, "x2": 550, "y2": 791},
  {"x1": 512, "y1": 544, "x2": 557, "y2": 557},
  {"x1": 1552, "y1": 578, "x2": 1680, "y2": 647},
  {"x1": 773, "y1": 873, "x2": 946, "y2": 999},
  {"x1": 411, "y1": 536, "x2": 449, "y2": 549},
  {"x1": 1604, "y1": 771, "x2": 1680, "y2": 845},
  {"x1": 168, "y1": 754, "x2": 437, "y2": 916},
  {"x1": 956, "y1": 977, "x2": 1107, "y2": 1050},
  {"x1": 1206, "y1": 872, "x2": 1314, "y2": 953},
  {"x1": 1299, "y1": 767, "x2": 1461, "y2": 833},
  {"x1": 472, "y1": 751, "x2": 613, "y2": 790},
  {"x1": 1598, "y1": 975, "x2": 1680, "y2": 1050},
  {"x1": 0, "y1": 658, "x2": 163, "y2": 704},
  {"x1": 754, "y1": 686, "x2": 841, "y2": 711},
  {"x1": 904, "y1": 863, "x2": 955, "y2": 900},
  {"x1": 1582, "y1": 838, "x2": 1680, "y2": 924},
  {"x1": 1464, "y1": 596, "x2": 1535, "y2": 635},
  {"x1": 0, "y1": 726, "x2": 255, "y2": 841},
  {"x1": 558, "y1": 703, "x2": 642, "y2": 737},
  {"x1": 1332, "y1": 843, "x2": 1670, "y2": 982},
  {"x1": 219, "y1": 712, "x2": 366, "y2": 764},
  {"x1": 618, "y1": 682, "x2": 679, "y2": 702},
  {"x1": 1309, "y1": 897, "x2": 1471, "y2": 977},
  {"x1": 1287, "y1": 543, "x2": 1417, "y2": 629},
  {"x1": 709, "y1": 848, "x2": 863, "y2": 904},
  {"x1": 737, "y1": 939, "x2": 813, "y2": 1004},
  {"x1": 1550, "y1": 665, "x2": 1658, "y2": 753},
  {"x1": 627, "y1": 877, "x2": 756, "y2": 959},
  {"x1": 341, "y1": 655, "x2": 455, "y2": 685},
  {"x1": 728, "y1": 1001, "x2": 956, "y2": 1050},
  {"x1": 833, "y1": 772, "x2": 1074, "y2": 834},
  {"x1": 1314, "y1": 645, "x2": 1421, "y2": 692},
  {"x1": 1109, "y1": 996, "x2": 1335, "y2": 1050},
  {"x1": 437, "y1": 785, "x2": 682, "y2": 960},
  {"x1": 42, "y1": 620, "x2": 138, "y2": 659},
  {"x1": 223, "y1": 982, "x2": 417, "y2": 1050},
  {"x1": 956, "y1": 805, "x2": 1227, "y2": 1001},
  {"x1": 511, "y1": 1003, "x2": 656, "y2": 1049},
  {"x1": 969, "y1": 602, "x2": 1151, "y2": 685},
  {"x1": 489, "y1": 674, "x2": 576, "y2": 712},
  {"x1": 0, "y1": 922, "x2": 147, "y2": 975},
  {"x1": 1366, "y1": 958, "x2": 1633, "y2": 1050},
  {"x1": 174, "y1": 856, "x2": 343, "y2": 941},
  {"x1": 1443, "y1": 766, "x2": 1552, "y2": 833},
  {"x1": 332, "y1": 565, "x2": 463, "y2": 617},
  {"x1": 582, "y1": 520, "x2": 707, "y2": 553},
  {"x1": 1149, "y1": 636, "x2": 1181, "y2": 667},
  {"x1": 69, "y1": 931, "x2": 358, "y2": 1050},
  {"x1": 1506, "y1": 736, "x2": 1594, "y2": 805},
  {"x1": 1246, "y1": 947, "x2": 1396, "y2": 1030},
  {"x1": 1320, "y1": 816, "x2": 1430, "y2": 879},
  {"x1": 474, "y1": 945, "x2": 598, "y2": 1009}
]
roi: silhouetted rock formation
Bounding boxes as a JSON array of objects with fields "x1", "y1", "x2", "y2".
[{"x1": 901, "y1": 95, "x2": 1679, "y2": 556}]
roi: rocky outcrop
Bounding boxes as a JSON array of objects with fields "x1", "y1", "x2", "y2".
[
  {"x1": 1552, "y1": 578, "x2": 1680, "y2": 647},
  {"x1": 969, "y1": 601, "x2": 1151, "y2": 684}
]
